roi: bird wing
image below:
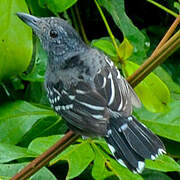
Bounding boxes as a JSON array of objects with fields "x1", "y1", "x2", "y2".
[
  {"x1": 46, "y1": 80, "x2": 109, "y2": 136},
  {"x1": 46, "y1": 54, "x2": 140, "y2": 135},
  {"x1": 94, "y1": 56, "x2": 141, "y2": 117}
]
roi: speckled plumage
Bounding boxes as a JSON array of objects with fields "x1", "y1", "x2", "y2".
[{"x1": 17, "y1": 13, "x2": 166, "y2": 173}]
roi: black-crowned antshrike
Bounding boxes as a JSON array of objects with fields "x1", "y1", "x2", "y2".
[{"x1": 17, "y1": 12, "x2": 166, "y2": 173}]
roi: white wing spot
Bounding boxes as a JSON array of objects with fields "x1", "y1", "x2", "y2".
[
  {"x1": 151, "y1": 155, "x2": 156, "y2": 160},
  {"x1": 120, "y1": 123, "x2": 128, "y2": 131},
  {"x1": 78, "y1": 101, "x2": 104, "y2": 111},
  {"x1": 105, "y1": 57, "x2": 114, "y2": 67},
  {"x1": 50, "y1": 90, "x2": 53, "y2": 96},
  {"x1": 57, "y1": 96, "x2": 60, "y2": 101},
  {"x1": 53, "y1": 87, "x2": 61, "y2": 96},
  {"x1": 69, "y1": 95, "x2": 75, "y2": 100},
  {"x1": 62, "y1": 90, "x2": 68, "y2": 95},
  {"x1": 117, "y1": 159, "x2": 127, "y2": 168},
  {"x1": 91, "y1": 114, "x2": 105, "y2": 120},
  {"x1": 107, "y1": 129, "x2": 112, "y2": 136},
  {"x1": 117, "y1": 93, "x2": 123, "y2": 111},
  {"x1": 128, "y1": 116, "x2": 133, "y2": 121},
  {"x1": 136, "y1": 161, "x2": 145, "y2": 173},
  {"x1": 108, "y1": 72, "x2": 115, "y2": 105},
  {"x1": 102, "y1": 77, "x2": 107, "y2": 88},
  {"x1": 76, "y1": 89, "x2": 86, "y2": 94},
  {"x1": 158, "y1": 148, "x2": 166, "y2": 155},
  {"x1": 108, "y1": 144, "x2": 116, "y2": 154},
  {"x1": 117, "y1": 70, "x2": 121, "y2": 79}
]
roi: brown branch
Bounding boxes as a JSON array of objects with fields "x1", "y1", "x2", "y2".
[
  {"x1": 127, "y1": 30, "x2": 180, "y2": 87},
  {"x1": 11, "y1": 131, "x2": 79, "y2": 180},
  {"x1": 127, "y1": 14, "x2": 180, "y2": 87},
  {"x1": 11, "y1": 13, "x2": 180, "y2": 180},
  {"x1": 151, "y1": 14, "x2": 180, "y2": 56}
]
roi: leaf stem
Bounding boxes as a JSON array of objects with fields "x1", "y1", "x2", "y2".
[
  {"x1": 94, "y1": 0, "x2": 124, "y2": 64},
  {"x1": 147, "y1": 0, "x2": 178, "y2": 18}
]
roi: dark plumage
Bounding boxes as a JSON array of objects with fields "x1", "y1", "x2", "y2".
[{"x1": 17, "y1": 12, "x2": 166, "y2": 173}]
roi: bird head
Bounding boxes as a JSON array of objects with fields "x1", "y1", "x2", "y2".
[{"x1": 16, "y1": 13, "x2": 86, "y2": 59}]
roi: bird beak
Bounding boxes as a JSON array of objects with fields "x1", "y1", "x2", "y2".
[{"x1": 16, "y1": 12, "x2": 40, "y2": 31}]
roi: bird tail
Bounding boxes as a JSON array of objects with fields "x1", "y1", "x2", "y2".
[{"x1": 105, "y1": 115, "x2": 166, "y2": 173}]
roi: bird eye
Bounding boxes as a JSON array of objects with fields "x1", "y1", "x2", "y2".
[{"x1": 50, "y1": 30, "x2": 58, "y2": 38}]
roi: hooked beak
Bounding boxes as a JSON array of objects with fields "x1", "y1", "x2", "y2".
[{"x1": 16, "y1": 12, "x2": 40, "y2": 31}]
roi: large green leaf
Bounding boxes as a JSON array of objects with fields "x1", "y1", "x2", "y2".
[
  {"x1": 0, "y1": 143, "x2": 36, "y2": 163},
  {"x1": 21, "y1": 40, "x2": 47, "y2": 82},
  {"x1": 99, "y1": 0, "x2": 147, "y2": 62},
  {"x1": 0, "y1": 101, "x2": 56, "y2": 144},
  {"x1": 154, "y1": 67, "x2": 180, "y2": 100},
  {"x1": 140, "y1": 101, "x2": 180, "y2": 142},
  {"x1": 91, "y1": 37, "x2": 118, "y2": 58},
  {"x1": 146, "y1": 155, "x2": 180, "y2": 172},
  {"x1": 26, "y1": 0, "x2": 53, "y2": 16},
  {"x1": 0, "y1": 0, "x2": 33, "y2": 81},
  {"x1": 0, "y1": 163, "x2": 57, "y2": 180},
  {"x1": 39, "y1": 0, "x2": 78, "y2": 14},
  {"x1": 123, "y1": 61, "x2": 170, "y2": 113},
  {"x1": 142, "y1": 170, "x2": 173, "y2": 180},
  {"x1": 19, "y1": 116, "x2": 67, "y2": 147},
  {"x1": 28, "y1": 135, "x2": 94, "y2": 180}
]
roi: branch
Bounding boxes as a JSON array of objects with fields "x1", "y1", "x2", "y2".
[
  {"x1": 11, "y1": 13, "x2": 180, "y2": 180},
  {"x1": 11, "y1": 131, "x2": 79, "y2": 180}
]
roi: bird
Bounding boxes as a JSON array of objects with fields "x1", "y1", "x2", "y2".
[{"x1": 17, "y1": 12, "x2": 166, "y2": 173}]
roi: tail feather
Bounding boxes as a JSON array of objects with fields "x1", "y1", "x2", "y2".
[
  {"x1": 132, "y1": 117, "x2": 165, "y2": 152},
  {"x1": 105, "y1": 115, "x2": 166, "y2": 173}
]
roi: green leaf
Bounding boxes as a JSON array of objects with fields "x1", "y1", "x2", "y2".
[
  {"x1": 91, "y1": 37, "x2": 118, "y2": 58},
  {"x1": 0, "y1": 0, "x2": 33, "y2": 81},
  {"x1": 0, "y1": 143, "x2": 36, "y2": 163},
  {"x1": 91, "y1": 142, "x2": 143, "y2": 180},
  {"x1": 154, "y1": 67, "x2": 180, "y2": 100},
  {"x1": 24, "y1": 82, "x2": 49, "y2": 105},
  {"x1": 39, "y1": 0, "x2": 78, "y2": 14},
  {"x1": 99, "y1": 0, "x2": 147, "y2": 63},
  {"x1": 123, "y1": 61, "x2": 171, "y2": 113},
  {"x1": 19, "y1": 116, "x2": 67, "y2": 147},
  {"x1": 28, "y1": 135, "x2": 63, "y2": 154},
  {"x1": 0, "y1": 163, "x2": 57, "y2": 180},
  {"x1": 140, "y1": 101, "x2": 180, "y2": 142},
  {"x1": 26, "y1": 0, "x2": 53, "y2": 16},
  {"x1": 21, "y1": 40, "x2": 47, "y2": 82},
  {"x1": 174, "y1": 2, "x2": 180, "y2": 13},
  {"x1": 28, "y1": 135, "x2": 94, "y2": 180},
  {"x1": 118, "y1": 38, "x2": 134, "y2": 60},
  {"x1": 142, "y1": 170, "x2": 173, "y2": 180},
  {"x1": 146, "y1": 155, "x2": 180, "y2": 172},
  {"x1": 0, "y1": 101, "x2": 56, "y2": 144}
]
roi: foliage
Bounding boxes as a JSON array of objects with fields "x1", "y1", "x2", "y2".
[{"x1": 0, "y1": 0, "x2": 179, "y2": 179}]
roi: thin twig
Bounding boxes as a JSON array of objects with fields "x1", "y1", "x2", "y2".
[
  {"x1": 147, "y1": 0, "x2": 178, "y2": 18},
  {"x1": 94, "y1": 0, "x2": 124, "y2": 64}
]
